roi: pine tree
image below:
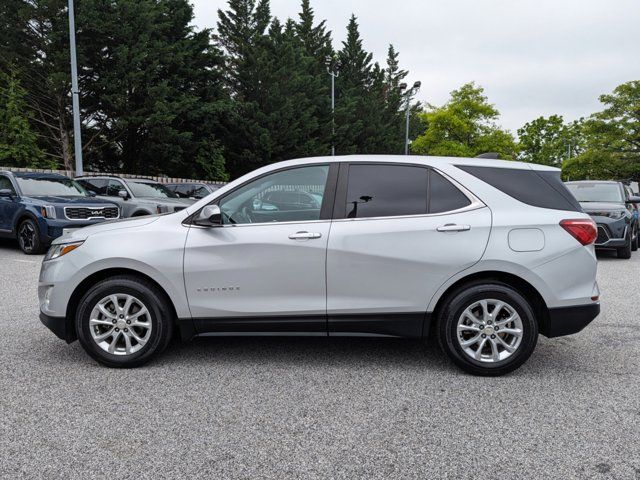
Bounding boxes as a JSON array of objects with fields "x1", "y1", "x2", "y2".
[
  {"x1": 79, "y1": 0, "x2": 230, "y2": 179},
  {"x1": 0, "y1": 69, "x2": 47, "y2": 168},
  {"x1": 382, "y1": 45, "x2": 409, "y2": 154}
]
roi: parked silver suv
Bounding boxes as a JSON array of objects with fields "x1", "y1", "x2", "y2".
[
  {"x1": 39, "y1": 156, "x2": 600, "y2": 375},
  {"x1": 77, "y1": 176, "x2": 194, "y2": 217}
]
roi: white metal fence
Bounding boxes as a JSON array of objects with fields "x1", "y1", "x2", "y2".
[{"x1": 0, "y1": 166, "x2": 226, "y2": 186}]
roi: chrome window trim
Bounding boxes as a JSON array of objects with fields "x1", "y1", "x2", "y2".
[{"x1": 63, "y1": 205, "x2": 121, "y2": 221}]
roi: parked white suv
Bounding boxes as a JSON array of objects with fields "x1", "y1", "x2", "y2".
[{"x1": 39, "y1": 156, "x2": 600, "y2": 375}]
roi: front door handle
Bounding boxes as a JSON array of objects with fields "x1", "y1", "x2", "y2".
[
  {"x1": 437, "y1": 224, "x2": 471, "y2": 232},
  {"x1": 289, "y1": 231, "x2": 322, "y2": 240}
]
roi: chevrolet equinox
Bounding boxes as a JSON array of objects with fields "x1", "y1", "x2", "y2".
[{"x1": 39, "y1": 156, "x2": 600, "y2": 376}]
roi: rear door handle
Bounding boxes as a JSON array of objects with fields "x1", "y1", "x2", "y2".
[
  {"x1": 437, "y1": 224, "x2": 471, "y2": 232},
  {"x1": 289, "y1": 231, "x2": 322, "y2": 240}
]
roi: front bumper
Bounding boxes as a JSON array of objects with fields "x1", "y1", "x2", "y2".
[
  {"x1": 542, "y1": 303, "x2": 600, "y2": 338},
  {"x1": 40, "y1": 311, "x2": 76, "y2": 343}
]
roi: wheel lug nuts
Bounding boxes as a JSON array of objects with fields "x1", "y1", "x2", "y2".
[
  {"x1": 115, "y1": 328, "x2": 119, "y2": 332},
  {"x1": 112, "y1": 320, "x2": 117, "y2": 324},
  {"x1": 487, "y1": 321, "x2": 493, "y2": 325},
  {"x1": 494, "y1": 327, "x2": 499, "y2": 331},
  {"x1": 481, "y1": 334, "x2": 486, "y2": 338},
  {"x1": 126, "y1": 320, "x2": 131, "y2": 324},
  {"x1": 124, "y1": 328, "x2": 128, "y2": 332},
  {"x1": 119, "y1": 315, "x2": 124, "y2": 319},
  {"x1": 491, "y1": 334, "x2": 496, "y2": 339}
]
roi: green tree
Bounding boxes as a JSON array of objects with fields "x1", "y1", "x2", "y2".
[
  {"x1": 335, "y1": 15, "x2": 374, "y2": 154},
  {"x1": 0, "y1": 69, "x2": 48, "y2": 168},
  {"x1": 412, "y1": 82, "x2": 518, "y2": 159},
  {"x1": 79, "y1": 0, "x2": 230, "y2": 179},
  {"x1": 518, "y1": 115, "x2": 584, "y2": 166}
]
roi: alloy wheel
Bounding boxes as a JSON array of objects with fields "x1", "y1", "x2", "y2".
[
  {"x1": 89, "y1": 294, "x2": 152, "y2": 356},
  {"x1": 18, "y1": 222, "x2": 36, "y2": 252},
  {"x1": 456, "y1": 299, "x2": 524, "y2": 363}
]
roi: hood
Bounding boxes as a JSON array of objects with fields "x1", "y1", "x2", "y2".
[
  {"x1": 53, "y1": 216, "x2": 160, "y2": 244},
  {"x1": 580, "y1": 201, "x2": 625, "y2": 212},
  {"x1": 24, "y1": 195, "x2": 117, "y2": 206}
]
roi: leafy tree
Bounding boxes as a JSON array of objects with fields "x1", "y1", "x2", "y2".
[
  {"x1": 335, "y1": 15, "x2": 374, "y2": 154},
  {"x1": 412, "y1": 82, "x2": 518, "y2": 159},
  {"x1": 561, "y1": 150, "x2": 638, "y2": 181},
  {"x1": 0, "y1": 69, "x2": 49, "y2": 168},
  {"x1": 0, "y1": 0, "x2": 76, "y2": 170},
  {"x1": 518, "y1": 115, "x2": 584, "y2": 167},
  {"x1": 79, "y1": 0, "x2": 230, "y2": 179}
]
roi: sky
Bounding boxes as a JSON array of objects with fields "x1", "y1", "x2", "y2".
[{"x1": 191, "y1": 0, "x2": 640, "y2": 134}]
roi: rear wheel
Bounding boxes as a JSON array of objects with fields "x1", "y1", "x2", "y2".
[
  {"x1": 75, "y1": 275, "x2": 173, "y2": 368},
  {"x1": 17, "y1": 218, "x2": 44, "y2": 254},
  {"x1": 437, "y1": 282, "x2": 538, "y2": 376}
]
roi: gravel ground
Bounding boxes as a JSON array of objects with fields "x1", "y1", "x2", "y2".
[{"x1": 0, "y1": 238, "x2": 639, "y2": 480}]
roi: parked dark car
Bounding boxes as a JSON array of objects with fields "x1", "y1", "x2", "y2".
[
  {"x1": 0, "y1": 171, "x2": 120, "y2": 254},
  {"x1": 565, "y1": 180, "x2": 640, "y2": 259},
  {"x1": 76, "y1": 176, "x2": 194, "y2": 217},
  {"x1": 165, "y1": 182, "x2": 221, "y2": 200}
]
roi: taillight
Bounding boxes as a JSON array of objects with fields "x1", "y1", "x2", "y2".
[{"x1": 560, "y1": 219, "x2": 597, "y2": 246}]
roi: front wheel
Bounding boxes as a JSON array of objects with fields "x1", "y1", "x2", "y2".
[
  {"x1": 75, "y1": 275, "x2": 173, "y2": 368},
  {"x1": 437, "y1": 282, "x2": 538, "y2": 376},
  {"x1": 632, "y1": 226, "x2": 638, "y2": 252},
  {"x1": 17, "y1": 218, "x2": 44, "y2": 254},
  {"x1": 617, "y1": 235, "x2": 632, "y2": 259}
]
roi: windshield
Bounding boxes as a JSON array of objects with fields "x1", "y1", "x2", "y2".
[
  {"x1": 16, "y1": 176, "x2": 88, "y2": 197},
  {"x1": 127, "y1": 181, "x2": 178, "y2": 198},
  {"x1": 566, "y1": 183, "x2": 624, "y2": 203}
]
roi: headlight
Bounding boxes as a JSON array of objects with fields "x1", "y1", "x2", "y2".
[
  {"x1": 41, "y1": 205, "x2": 57, "y2": 219},
  {"x1": 44, "y1": 241, "x2": 84, "y2": 261},
  {"x1": 157, "y1": 205, "x2": 170, "y2": 214}
]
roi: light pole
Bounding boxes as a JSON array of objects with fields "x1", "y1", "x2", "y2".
[
  {"x1": 327, "y1": 57, "x2": 339, "y2": 156},
  {"x1": 403, "y1": 81, "x2": 421, "y2": 155},
  {"x1": 68, "y1": 0, "x2": 83, "y2": 175}
]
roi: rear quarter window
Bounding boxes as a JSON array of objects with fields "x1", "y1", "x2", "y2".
[{"x1": 456, "y1": 165, "x2": 582, "y2": 212}]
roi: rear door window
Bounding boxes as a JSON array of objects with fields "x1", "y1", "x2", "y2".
[
  {"x1": 344, "y1": 164, "x2": 429, "y2": 218},
  {"x1": 429, "y1": 171, "x2": 471, "y2": 213}
]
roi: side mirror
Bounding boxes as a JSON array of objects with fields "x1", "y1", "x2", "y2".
[
  {"x1": 0, "y1": 189, "x2": 14, "y2": 198},
  {"x1": 627, "y1": 196, "x2": 640, "y2": 204},
  {"x1": 118, "y1": 189, "x2": 129, "y2": 200},
  {"x1": 194, "y1": 205, "x2": 222, "y2": 227}
]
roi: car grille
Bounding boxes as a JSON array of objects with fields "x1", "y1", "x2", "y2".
[
  {"x1": 596, "y1": 226, "x2": 610, "y2": 245},
  {"x1": 64, "y1": 206, "x2": 119, "y2": 220}
]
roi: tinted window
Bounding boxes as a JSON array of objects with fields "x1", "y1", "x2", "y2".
[
  {"x1": 15, "y1": 176, "x2": 87, "y2": 197},
  {"x1": 565, "y1": 182, "x2": 624, "y2": 203},
  {"x1": 106, "y1": 180, "x2": 125, "y2": 196},
  {"x1": 429, "y1": 171, "x2": 471, "y2": 213},
  {"x1": 0, "y1": 176, "x2": 15, "y2": 193},
  {"x1": 345, "y1": 165, "x2": 428, "y2": 218},
  {"x1": 126, "y1": 181, "x2": 178, "y2": 198},
  {"x1": 457, "y1": 165, "x2": 582, "y2": 212},
  {"x1": 78, "y1": 179, "x2": 107, "y2": 195},
  {"x1": 219, "y1": 165, "x2": 329, "y2": 225}
]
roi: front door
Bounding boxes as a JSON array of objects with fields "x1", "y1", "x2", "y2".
[
  {"x1": 326, "y1": 163, "x2": 492, "y2": 337},
  {"x1": 0, "y1": 175, "x2": 19, "y2": 233},
  {"x1": 183, "y1": 164, "x2": 336, "y2": 334}
]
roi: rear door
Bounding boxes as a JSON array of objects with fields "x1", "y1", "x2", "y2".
[{"x1": 326, "y1": 163, "x2": 492, "y2": 337}]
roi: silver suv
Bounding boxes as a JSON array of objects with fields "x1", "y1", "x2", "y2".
[
  {"x1": 39, "y1": 156, "x2": 600, "y2": 376},
  {"x1": 76, "y1": 176, "x2": 194, "y2": 217}
]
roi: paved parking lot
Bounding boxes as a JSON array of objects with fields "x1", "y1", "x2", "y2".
[{"x1": 0, "y1": 238, "x2": 639, "y2": 479}]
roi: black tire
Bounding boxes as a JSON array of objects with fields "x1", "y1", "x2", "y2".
[
  {"x1": 437, "y1": 281, "x2": 539, "y2": 376},
  {"x1": 632, "y1": 226, "x2": 638, "y2": 252},
  {"x1": 75, "y1": 275, "x2": 173, "y2": 368},
  {"x1": 617, "y1": 235, "x2": 632, "y2": 259},
  {"x1": 17, "y1": 218, "x2": 45, "y2": 254}
]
